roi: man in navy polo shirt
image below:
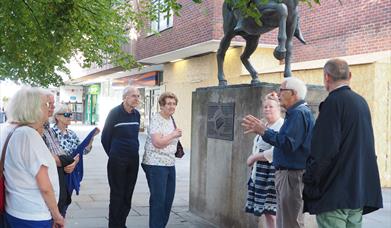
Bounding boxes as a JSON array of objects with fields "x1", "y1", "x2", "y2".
[
  {"x1": 101, "y1": 86, "x2": 141, "y2": 228},
  {"x1": 242, "y1": 77, "x2": 315, "y2": 228}
]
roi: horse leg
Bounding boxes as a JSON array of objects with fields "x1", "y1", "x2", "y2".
[
  {"x1": 241, "y1": 35, "x2": 261, "y2": 85},
  {"x1": 283, "y1": 4, "x2": 299, "y2": 77},
  {"x1": 273, "y1": 3, "x2": 288, "y2": 60},
  {"x1": 217, "y1": 32, "x2": 235, "y2": 86}
]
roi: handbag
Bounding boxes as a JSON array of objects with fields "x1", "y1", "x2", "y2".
[
  {"x1": 171, "y1": 116, "x2": 184, "y2": 158},
  {"x1": 0, "y1": 126, "x2": 19, "y2": 214}
]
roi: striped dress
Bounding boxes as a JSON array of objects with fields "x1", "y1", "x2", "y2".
[{"x1": 245, "y1": 118, "x2": 284, "y2": 216}]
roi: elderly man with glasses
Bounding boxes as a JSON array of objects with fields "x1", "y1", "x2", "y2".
[
  {"x1": 242, "y1": 77, "x2": 315, "y2": 228},
  {"x1": 41, "y1": 92, "x2": 79, "y2": 217}
]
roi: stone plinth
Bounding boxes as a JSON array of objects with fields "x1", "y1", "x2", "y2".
[{"x1": 189, "y1": 83, "x2": 327, "y2": 228}]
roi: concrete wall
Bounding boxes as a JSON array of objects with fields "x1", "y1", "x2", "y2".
[{"x1": 189, "y1": 84, "x2": 326, "y2": 228}]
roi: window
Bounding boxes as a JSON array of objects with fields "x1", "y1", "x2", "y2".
[{"x1": 150, "y1": 0, "x2": 173, "y2": 33}]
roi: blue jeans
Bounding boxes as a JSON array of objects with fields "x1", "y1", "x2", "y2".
[{"x1": 142, "y1": 164, "x2": 176, "y2": 228}]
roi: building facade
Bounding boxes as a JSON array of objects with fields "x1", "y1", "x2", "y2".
[
  {"x1": 65, "y1": 0, "x2": 390, "y2": 185},
  {"x1": 134, "y1": 0, "x2": 391, "y2": 186}
]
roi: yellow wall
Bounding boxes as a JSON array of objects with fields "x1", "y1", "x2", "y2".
[{"x1": 163, "y1": 48, "x2": 391, "y2": 186}]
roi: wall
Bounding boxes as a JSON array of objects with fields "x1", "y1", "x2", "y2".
[
  {"x1": 163, "y1": 46, "x2": 277, "y2": 148},
  {"x1": 163, "y1": 48, "x2": 391, "y2": 186},
  {"x1": 135, "y1": 0, "x2": 277, "y2": 60},
  {"x1": 295, "y1": 0, "x2": 391, "y2": 62}
]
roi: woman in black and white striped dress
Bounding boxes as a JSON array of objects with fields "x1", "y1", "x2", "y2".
[{"x1": 245, "y1": 93, "x2": 283, "y2": 228}]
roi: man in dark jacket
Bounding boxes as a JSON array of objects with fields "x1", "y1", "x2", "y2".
[
  {"x1": 303, "y1": 59, "x2": 383, "y2": 228},
  {"x1": 101, "y1": 86, "x2": 141, "y2": 228}
]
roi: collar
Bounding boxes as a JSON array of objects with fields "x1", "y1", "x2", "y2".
[
  {"x1": 121, "y1": 102, "x2": 136, "y2": 114},
  {"x1": 286, "y1": 100, "x2": 306, "y2": 116},
  {"x1": 330, "y1": 85, "x2": 350, "y2": 95}
]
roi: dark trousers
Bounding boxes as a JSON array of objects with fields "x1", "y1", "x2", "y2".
[
  {"x1": 107, "y1": 155, "x2": 139, "y2": 228},
  {"x1": 58, "y1": 168, "x2": 72, "y2": 217},
  {"x1": 142, "y1": 164, "x2": 176, "y2": 228}
]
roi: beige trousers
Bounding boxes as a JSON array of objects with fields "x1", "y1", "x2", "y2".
[{"x1": 275, "y1": 170, "x2": 305, "y2": 228}]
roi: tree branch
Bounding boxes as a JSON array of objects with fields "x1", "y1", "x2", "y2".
[{"x1": 21, "y1": 0, "x2": 42, "y2": 30}]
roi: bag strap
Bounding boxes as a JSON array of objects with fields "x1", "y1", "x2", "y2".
[
  {"x1": 0, "y1": 126, "x2": 20, "y2": 177},
  {"x1": 171, "y1": 116, "x2": 177, "y2": 129}
]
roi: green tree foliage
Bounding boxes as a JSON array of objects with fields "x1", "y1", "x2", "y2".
[{"x1": 0, "y1": 0, "x2": 319, "y2": 87}]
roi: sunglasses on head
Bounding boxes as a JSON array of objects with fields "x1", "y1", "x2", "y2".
[{"x1": 58, "y1": 112, "x2": 72, "y2": 118}]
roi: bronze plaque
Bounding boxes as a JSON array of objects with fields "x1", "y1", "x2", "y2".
[{"x1": 207, "y1": 102, "x2": 235, "y2": 141}]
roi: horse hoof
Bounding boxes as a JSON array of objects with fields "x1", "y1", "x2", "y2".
[
  {"x1": 273, "y1": 48, "x2": 286, "y2": 60},
  {"x1": 219, "y1": 80, "x2": 228, "y2": 86},
  {"x1": 251, "y1": 79, "x2": 261, "y2": 85}
]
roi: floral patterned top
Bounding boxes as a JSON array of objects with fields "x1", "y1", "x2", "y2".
[
  {"x1": 142, "y1": 113, "x2": 178, "y2": 166},
  {"x1": 52, "y1": 124, "x2": 90, "y2": 156}
]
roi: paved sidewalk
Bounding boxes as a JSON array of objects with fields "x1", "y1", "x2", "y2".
[
  {"x1": 67, "y1": 125, "x2": 390, "y2": 228},
  {"x1": 66, "y1": 125, "x2": 215, "y2": 228}
]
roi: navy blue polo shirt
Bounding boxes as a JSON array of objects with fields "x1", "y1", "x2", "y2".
[{"x1": 101, "y1": 103, "x2": 140, "y2": 158}]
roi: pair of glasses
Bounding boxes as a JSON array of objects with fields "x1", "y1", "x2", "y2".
[
  {"x1": 278, "y1": 88, "x2": 294, "y2": 93},
  {"x1": 58, "y1": 112, "x2": 72, "y2": 118}
]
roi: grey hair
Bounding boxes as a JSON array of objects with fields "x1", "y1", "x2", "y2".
[
  {"x1": 284, "y1": 77, "x2": 307, "y2": 100},
  {"x1": 324, "y1": 59, "x2": 350, "y2": 81},
  {"x1": 122, "y1": 86, "x2": 138, "y2": 100},
  {"x1": 52, "y1": 104, "x2": 70, "y2": 123},
  {"x1": 6, "y1": 87, "x2": 46, "y2": 124}
]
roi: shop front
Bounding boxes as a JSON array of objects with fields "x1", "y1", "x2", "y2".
[{"x1": 84, "y1": 84, "x2": 100, "y2": 125}]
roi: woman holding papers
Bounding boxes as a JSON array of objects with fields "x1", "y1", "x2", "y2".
[
  {"x1": 244, "y1": 93, "x2": 284, "y2": 228},
  {"x1": 52, "y1": 104, "x2": 98, "y2": 217}
]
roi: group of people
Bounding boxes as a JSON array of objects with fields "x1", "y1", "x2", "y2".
[
  {"x1": 0, "y1": 88, "x2": 98, "y2": 227},
  {"x1": 242, "y1": 58, "x2": 383, "y2": 228},
  {"x1": 0, "y1": 58, "x2": 384, "y2": 228},
  {"x1": 101, "y1": 87, "x2": 183, "y2": 228}
]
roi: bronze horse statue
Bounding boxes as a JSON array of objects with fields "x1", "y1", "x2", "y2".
[{"x1": 216, "y1": 0, "x2": 306, "y2": 86}]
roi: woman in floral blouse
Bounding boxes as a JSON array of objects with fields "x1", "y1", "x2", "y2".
[
  {"x1": 142, "y1": 92, "x2": 182, "y2": 228},
  {"x1": 51, "y1": 104, "x2": 96, "y2": 217}
]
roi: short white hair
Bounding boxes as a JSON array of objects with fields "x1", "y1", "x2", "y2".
[
  {"x1": 6, "y1": 87, "x2": 46, "y2": 124},
  {"x1": 284, "y1": 77, "x2": 307, "y2": 100},
  {"x1": 52, "y1": 104, "x2": 70, "y2": 123},
  {"x1": 122, "y1": 86, "x2": 138, "y2": 100}
]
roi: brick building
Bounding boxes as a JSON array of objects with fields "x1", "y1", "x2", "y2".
[{"x1": 67, "y1": 0, "x2": 390, "y2": 187}]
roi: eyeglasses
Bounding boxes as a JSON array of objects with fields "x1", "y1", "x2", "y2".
[
  {"x1": 278, "y1": 88, "x2": 294, "y2": 93},
  {"x1": 57, "y1": 112, "x2": 72, "y2": 118}
]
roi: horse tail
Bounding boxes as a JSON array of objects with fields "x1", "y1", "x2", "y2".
[{"x1": 294, "y1": 16, "x2": 306, "y2": 44}]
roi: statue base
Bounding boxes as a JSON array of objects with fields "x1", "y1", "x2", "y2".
[{"x1": 189, "y1": 82, "x2": 327, "y2": 227}]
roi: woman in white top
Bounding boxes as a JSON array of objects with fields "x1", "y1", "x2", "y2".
[
  {"x1": 0, "y1": 87, "x2": 63, "y2": 228},
  {"x1": 142, "y1": 92, "x2": 182, "y2": 228},
  {"x1": 245, "y1": 92, "x2": 284, "y2": 228}
]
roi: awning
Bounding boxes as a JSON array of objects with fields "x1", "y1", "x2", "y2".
[{"x1": 111, "y1": 71, "x2": 161, "y2": 87}]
